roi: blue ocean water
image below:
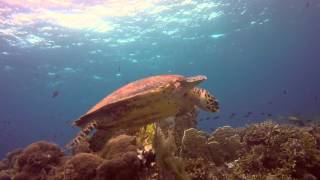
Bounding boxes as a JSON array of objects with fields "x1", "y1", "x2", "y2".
[{"x1": 0, "y1": 0, "x2": 319, "y2": 158}]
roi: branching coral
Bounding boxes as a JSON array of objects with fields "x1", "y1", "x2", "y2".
[{"x1": 233, "y1": 122, "x2": 320, "y2": 179}]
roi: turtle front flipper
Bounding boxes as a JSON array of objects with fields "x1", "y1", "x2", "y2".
[
  {"x1": 189, "y1": 87, "x2": 219, "y2": 112},
  {"x1": 66, "y1": 120, "x2": 98, "y2": 149}
]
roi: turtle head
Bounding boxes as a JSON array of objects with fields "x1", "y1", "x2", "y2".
[
  {"x1": 182, "y1": 75, "x2": 207, "y2": 88},
  {"x1": 189, "y1": 87, "x2": 219, "y2": 112}
]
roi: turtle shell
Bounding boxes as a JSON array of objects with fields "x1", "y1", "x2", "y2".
[{"x1": 74, "y1": 74, "x2": 185, "y2": 127}]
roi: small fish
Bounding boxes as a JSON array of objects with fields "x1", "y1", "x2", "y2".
[
  {"x1": 52, "y1": 91, "x2": 59, "y2": 98},
  {"x1": 306, "y1": 1, "x2": 310, "y2": 8},
  {"x1": 229, "y1": 113, "x2": 236, "y2": 118},
  {"x1": 305, "y1": 119, "x2": 312, "y2": 123},
  {"x1": 268, "y1": 101, "x2": 273, "y2": 105},
  {"x1": 260, "y1": 112, "x2": 265, "y2": 115},
  {"x1": 212, "y1": 116, "x2": 220, "y2": 120},
  {"x1": 206, "y1": 117, "x2": 210, "y2": 120},
  {"x1": 283, "y1": 90, "x2": 288, "y2": 95},
  {"x1": 288, "y1": 116, "x2": 299, "y2": 121},
  {"x1": 267, "y1": 113, "x2": 273, "y2": 117}
]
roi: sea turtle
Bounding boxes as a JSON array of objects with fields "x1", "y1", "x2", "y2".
[{"x1": 68, "y1": 74, "x2": 219, "y2": 148}]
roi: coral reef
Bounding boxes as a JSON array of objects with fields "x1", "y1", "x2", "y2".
[
  {"x1": 180, "y1": 126, "x2": 242, "y2": 165},
  {"x1": 232, "y1": 122, "x2": 320, "y2": 179},
  {"x1": 1, "y1": 121, "x2": 320, "y2": 180}
]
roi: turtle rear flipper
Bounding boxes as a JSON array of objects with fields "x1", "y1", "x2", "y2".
[{"x1": 66, "y1": 120, "x2": 97, "y2": 149}]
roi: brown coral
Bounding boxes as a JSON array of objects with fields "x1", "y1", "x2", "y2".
[
  {"x1": 96, "y1": 134, "x2": 145, "y2": 180},
  {"x1": 62, "y1": 153, "x2": 103, "y2": 180},
  {"x1": 1, "y1": 149, "x2": 23, "y2": 171},
  {"x1": 15, "y1": 141, "x2": 63, "y2": 173},
  {"x1": 99, "y1": 134, "x2": 139, "y2": 160},
  {"x1": 97, "y1": 151, "x2": 142, "y2": 180}
]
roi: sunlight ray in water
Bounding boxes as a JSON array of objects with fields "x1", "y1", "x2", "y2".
[{"x1": 0, "y1": 0, "x2": 225, "y2": 48}]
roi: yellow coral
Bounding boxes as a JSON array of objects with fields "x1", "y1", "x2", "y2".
[
  {"x1": 136, "y1": 123, "x2": 156, "y2": 150},
  {"x1": 153, "y1": 126, "x2": 190, "y2": 180}
]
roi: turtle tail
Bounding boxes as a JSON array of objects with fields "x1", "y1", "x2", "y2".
[{"x1": 65, "y1": 120, "x2": 97, "y2": 149}]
